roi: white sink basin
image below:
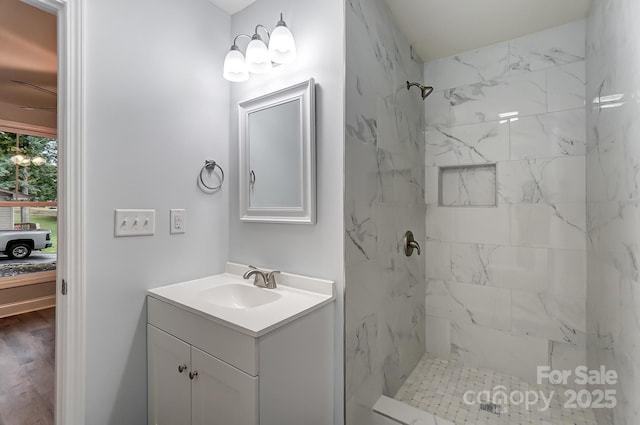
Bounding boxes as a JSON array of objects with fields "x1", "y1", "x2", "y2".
[
  {"x1": 148, "y1": 262, "x2": 335, "y2": 336},
  {"x1": 199, "y1": 284, "x2": 281, "y2": 309}
]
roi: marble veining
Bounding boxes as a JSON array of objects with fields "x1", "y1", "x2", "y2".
[
  {"x1": 346, "y1": 0, "x2": 425, "y2": 424},
  {"x1": 440, "y1": 165, "x2": 496, "y2": 207},
  {"x1": 426, "y1": 280, "x2": 511, "y2": 331},
  {"x1": 450, "y1": 321, "x2": 549, "y2": 383},
  {"x1": 450, "y1": 243, "x2": 548, "y2": 291},
  {"x1": 425, "y1": 121, "x2": 508, "y2": 166},
  {"x1": 447, "y1": 71, "x2": 547, "y2": 126},
  {"x1": 510, "y1": 108, "x2": 586, "y2": 159},
  {"x1": 511, "y1": 290, "x2": 586, "y2": 345},
  {"x1": 510, "y1": 202, "x2": 586, "y2": 250},
  {"x1": 345, "y1": 200, "x2": 377, "y2": 263},
  {"x1": 424, "y1": 20, "x2": 587, "y2": 393},
  {"x1": 346, "y1": 114, "x2": 377, "y2": 147},
  {"x1": 424, "y1": 42, "x2": 509, "y2": 91},
  {"x1": 346, "y1": 314, "x2": 378, "y2": 400},
  {"x1": 509, "y1": 20, "x2": 586, "y2": 75},
  {"x1": 348, "y1": 12, "x2": 598, "y2": 425},
  {"x1": 548, "y1": 61, "x2": 587, "y2": 112},
  {"x1": 587, "y1": 1, "x2": 640, "y2": 424},
  {"x1": 450, "y1": 244, "x2": 496, "y2": 286},
  {"x1": 498, "y1": 156, "x2": 586, "y2": 204}
]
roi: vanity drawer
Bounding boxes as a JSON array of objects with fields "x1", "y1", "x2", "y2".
[{"x1": 147, "y1": 296, "x2": 258, "y2": 376}]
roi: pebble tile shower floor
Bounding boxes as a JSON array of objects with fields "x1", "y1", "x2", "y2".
[{"x1": 394, "y1": 353, "x2": 598, "y2": 425}]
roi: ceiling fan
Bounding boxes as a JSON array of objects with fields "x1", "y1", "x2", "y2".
[{"x1": 11, "y1": 79, "x2": 57, "y2": 111}]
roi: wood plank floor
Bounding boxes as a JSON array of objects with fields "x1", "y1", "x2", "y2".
[{"x1": 0, "y1": 308, "x2": 54, "y2": 425}]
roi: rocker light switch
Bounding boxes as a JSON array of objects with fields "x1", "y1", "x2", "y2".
[{"x1": 114, "y1": 209, "x2": 156, "y2": 237}]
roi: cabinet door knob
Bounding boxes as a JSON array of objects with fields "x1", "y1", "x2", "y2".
[
  {"x1": 189, "y1": 371, "x2": 198, "y2": 380},
  {"x1": 178, "y1": 364, "x2": 188, "y2": 373}
]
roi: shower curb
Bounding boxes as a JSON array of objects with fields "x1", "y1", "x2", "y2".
[{"x1": 373, "y1": 396, "x2": 455, "y2": 425}]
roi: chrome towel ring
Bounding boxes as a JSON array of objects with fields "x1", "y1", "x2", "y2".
[{"x1": 199, "y1": 160, "x2": 224, "y2": 191}]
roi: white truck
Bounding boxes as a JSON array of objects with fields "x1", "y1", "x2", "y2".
[{"x1": 0, "y1": 229, "x2": 53, "y2": 259}]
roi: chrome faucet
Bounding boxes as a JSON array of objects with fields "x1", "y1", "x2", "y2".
[{"x1": 243, "y1": 266, "x2": 280, "y2": 289}]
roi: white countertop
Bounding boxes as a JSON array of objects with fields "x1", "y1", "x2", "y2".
[{"x1": 147, "y1": 262, "x2": 335, "y2": 337}]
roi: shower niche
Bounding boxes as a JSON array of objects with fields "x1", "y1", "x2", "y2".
[{"x1": 438, "y1": 163, "x2": 497, "y2": 207}]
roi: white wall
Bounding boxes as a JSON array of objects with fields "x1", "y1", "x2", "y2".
[
  {"x1": 228, "y1": 0, "x2": 345, "y2": 423},
  {"x1": 84, "y1": 0, "x2": 230, "y2": 423}
]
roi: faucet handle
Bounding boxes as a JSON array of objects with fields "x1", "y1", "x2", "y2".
[
  {"x1": 403, "y1": 231, "x2": 421, "y2": 256},
  {"x1": 266, "y1": 270, "x2": 280, "y2": 288}
]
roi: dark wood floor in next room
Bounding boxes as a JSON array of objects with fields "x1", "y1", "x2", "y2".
[{"x1": 0, "y1": 308, "x2": 55, "y2": 425}]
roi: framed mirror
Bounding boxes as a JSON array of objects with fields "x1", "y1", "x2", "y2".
[{"x1": 239, "y1": 78, "x2": 316, "y2": 224}]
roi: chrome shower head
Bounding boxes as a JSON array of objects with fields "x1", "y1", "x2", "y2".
[{"x1": 406, "y1": 81, "x2": 434, "y2": 100}]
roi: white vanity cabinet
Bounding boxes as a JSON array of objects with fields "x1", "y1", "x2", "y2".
[
  {"x1": 147, "y1": 325, "x2": 191, "y2": 425},
  {"x1": 146, "y1": 274, "x2": 334, "y2": 425},
  {"x1": 147, "y1": 324, "x2": 257, "y2": 425},
  {"x1": 191, "y1": 345, "x2": 258, "y2": 425}
]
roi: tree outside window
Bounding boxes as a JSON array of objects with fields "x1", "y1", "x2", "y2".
[{"x1": 0, "y1": 132, "x2": 57, "y2": 203}]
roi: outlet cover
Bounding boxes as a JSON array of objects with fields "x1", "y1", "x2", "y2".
[{"x1": 170, "y1": 209, "x2": 185, "y2": 234}]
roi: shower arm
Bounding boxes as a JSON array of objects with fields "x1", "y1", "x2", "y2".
[{"x1": 406, "y1": 81, "x2": 434, "y2": 100}]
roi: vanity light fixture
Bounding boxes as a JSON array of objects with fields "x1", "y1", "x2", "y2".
[
  {"x1": 268, "y1": 14, "x2": 297, "y2": 64},
  {"x1": 223, "y1": 13, "x2": 296, "y2": 82},
  {"x1": 246, "y1": 30, "x2": 272, "y2": 74}
]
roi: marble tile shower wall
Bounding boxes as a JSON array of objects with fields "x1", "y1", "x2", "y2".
[
  {"x1": 344, "y1": 0, "x2": 426, "y2": 424},
  {"x1": 586, "y1": 1, "x2": 640, "y2": 424},
  {"x1": 423, "y1": 20, "x2": 588, "y2": 384}
]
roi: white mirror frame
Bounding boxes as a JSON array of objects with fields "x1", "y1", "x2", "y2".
[{"x1": 239, "y1": 78, "x2": 316, "y2": 224}]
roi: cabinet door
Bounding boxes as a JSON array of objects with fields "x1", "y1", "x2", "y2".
[
  {"x1": 191, "y1": 347, "x2": 258, "y2": 425},
  {"x1": 148, "y1": 325, "x2": 192, "y2": 425}
]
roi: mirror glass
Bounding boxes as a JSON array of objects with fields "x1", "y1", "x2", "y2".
[
  {"x1": 248, "y1": 98, "x2": 302, "y2": 208},
  {"x1": 239, "y1": 79, "x2": 316, "y2": 224}
]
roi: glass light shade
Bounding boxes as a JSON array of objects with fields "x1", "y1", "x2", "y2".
[
  {"x1": 268, "y1": 25, "x2": 296, "y2": 64},
  {"x1": 246, "y1": 38, "x2": 272, "y2": 74},
  {"x1": 20, "y1": 158, "x2": 31, "y2": 167},
  {"x1": 32, "y1": 157, "x2": 46, "y2": 166},
  {"x1": 10, "y1": 154, "x2": 24, "y2": 165},
  {"x1": 223, "y1": 48, "x2": 249, "y2": 82}
]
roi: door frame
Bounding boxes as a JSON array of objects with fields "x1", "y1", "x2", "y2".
[{"x1": 20, "y1": 0, "x2": 86, "y2": 423}]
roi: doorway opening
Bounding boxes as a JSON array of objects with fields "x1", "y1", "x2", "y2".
[{"x1": 0, "y1": 1, "x2": 57, "y2": 424}]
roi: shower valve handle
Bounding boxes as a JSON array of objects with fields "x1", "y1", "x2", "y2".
[{"x1": 403, "y1": 231, "x2": 421, "y2": 256}]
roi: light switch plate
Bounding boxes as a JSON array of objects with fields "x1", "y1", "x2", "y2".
[
  {"x1": 114, "y1": 209, "x2": 156, "y2": 237},
  {"x1": 170, "y1": 209, "x2": 185, "y2": 234}
]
